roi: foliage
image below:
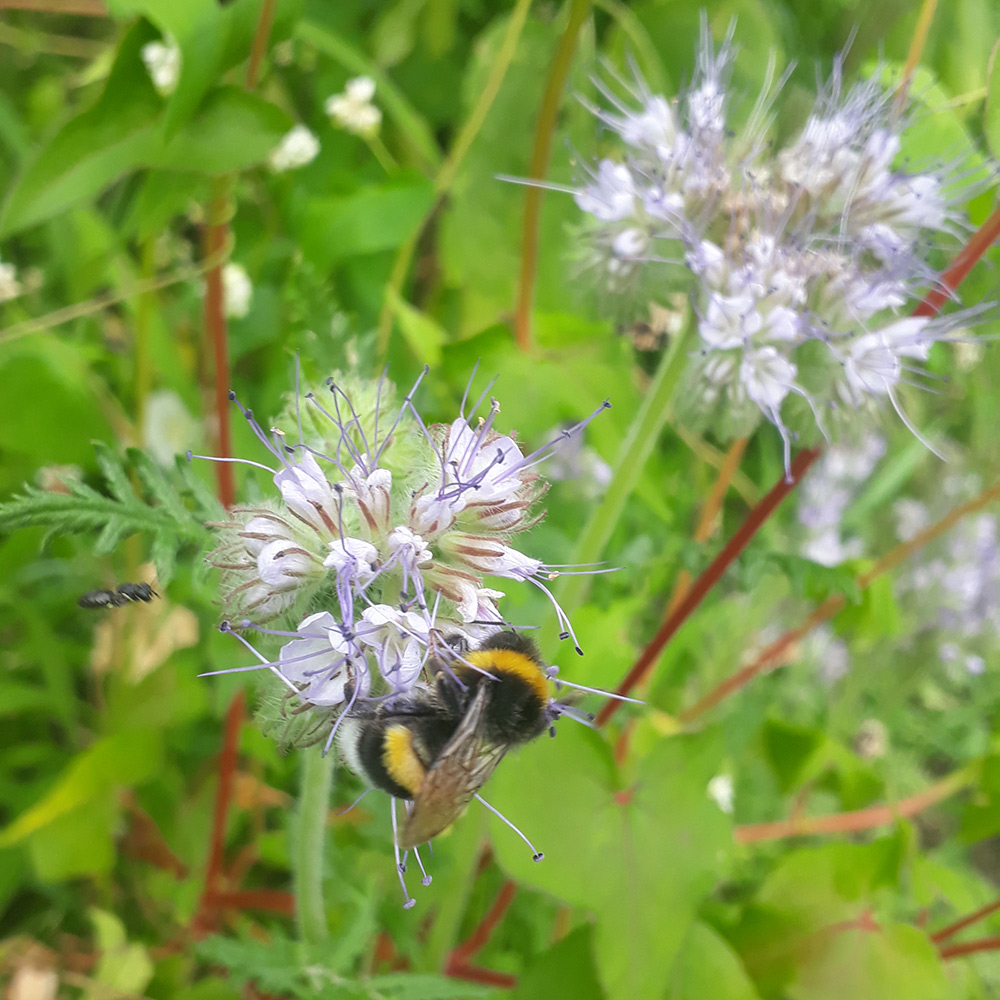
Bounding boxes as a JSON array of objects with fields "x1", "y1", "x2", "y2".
[{"x1": 1, "y1": 1, "x2": 1000, "y2": 999}]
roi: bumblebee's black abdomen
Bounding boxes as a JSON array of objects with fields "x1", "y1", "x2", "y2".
[{"x1": 356, "y1": 721, "x2": 418, "y2": 800}]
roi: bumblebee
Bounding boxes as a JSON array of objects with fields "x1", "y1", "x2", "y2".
[
  {"x1": 78, "y1": 582, "x2": 158, "y2": 609},
  {"x1": 338, "y1": 631, "x2": 550, "y2": 850}
]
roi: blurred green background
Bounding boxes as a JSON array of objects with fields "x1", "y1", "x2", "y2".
[{"x1": 2, "y1": 0, "x2": 1000, "y2": 997}]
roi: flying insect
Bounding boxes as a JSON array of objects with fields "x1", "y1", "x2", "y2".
[{"x1": 78, "y1": 582, "x2": 158, "y2": 609}]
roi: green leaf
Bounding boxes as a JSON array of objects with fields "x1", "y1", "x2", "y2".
[
  {"x1": 0, "y1": 730, "x2": 162, "y2": 849},
  {"x1": 761, "y1": 717, "x2": 827, "y2": 794},
  {"x1": 670, "y1": 923, "x2": 760, "y2": 1000},
  {"x1": 488, "y1": 726, "x2": 731, "y2": 998},
  {"x1": 987, "y1": 39, "x2": 1000, "y2": 160},
  {"x1": 149, "y1": 87, "x2": 291, "y2": 174},
  {"x1": 365, "y1": 974, "x2": 494, "y2": 998},
  {"x1": 293, "y1": 173, "x2": 436, "y2": 268},
  {"x1": 386, "y1": 288, "x2": 446, "y2": 366},
  {"x1": 2, "y1": 30, "x2": 290, "y2": 235},
  {"x1": 89, "y1": 908, "x2": 155, "y2": 999},
  {"x1": 28, "y1": 796, "x2": 117, "y2": 881},
  {"x1": 512, "y1": 926, "x2": 605, "y2": 1000},
  {"x1": 106, "y1": 0, "x2": 227, "y2": 136},
  {"x1": 1, "y1": 22, "x2": 161, "y2": 236},
  {"x1": 787, "y1": 923, "x2": 947, "y2": 1000}
]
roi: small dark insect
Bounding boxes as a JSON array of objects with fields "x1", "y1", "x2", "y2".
[{"x1": 78, "y1": 582, "x2": 158, "y2": 610}]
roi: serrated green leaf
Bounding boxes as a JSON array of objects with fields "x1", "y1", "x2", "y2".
[
  {"x1": 129, "y1": 447, "x2": 190, "y2": 523},
  {"x1": 366, "y1": 974, "x2": 494, "y2": 999},
  {"x1": 177, "y1": 455, "x2": 225, "y2": 521},
  {"x1": 195, "y1": 935, "x2": 305, "y2": 996},
  {"x1": 94, "y1": 518, "x2": 127, "y2": 556},
  {"x1": 150, "y1": 532, "x2": 179, "y2": 588},
  {"x1": 93, "y1": 441, "x2": 136, "y2": 504}
]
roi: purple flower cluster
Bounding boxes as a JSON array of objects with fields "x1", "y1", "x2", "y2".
[
  {"x1": 200, "y1": 368, "x2": 609, "y2": 749},
  {"x1": 573, "y1": 19, "x2": 984, "y2": 467}
]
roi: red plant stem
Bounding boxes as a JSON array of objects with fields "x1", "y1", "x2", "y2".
[
  {"x1": 684, "y1": 479, "x2": 1000, "y2": 725},
  {"x1": 513, "y1": 0, "x2": 591, "y2": 351},
  {"x1": 734, "y1": 766, "x2": 972, "y2": 843},
  {"x1": 446, "y1": 964, "x2": 518, "y2": 988},
  {"x1": 207, "y1": 888, "x2": 296, "y2": 916},
  {"x1": 0, "y1": 0, "x2": 107, "y2": 11},
  {"x1": 913, "y1": 203, "x2": 1000, "y2": 318},
  {"x1": 245, "y1": 0, "x2": 277, "y2": 90},
  {"x1": 939, "y1": 935, "x2": 1000, "y2": 960},
  {"x1": 595, "y1": 447, "x2": 822, "y2": 727},
  {"x1": 203, "y1": 691, "x2": 246, "y2": 895},
  {"x1": 204, "y1": 185, "x2": 234, "y2": 510},
  {"x1": 931, "y1": 897, "x2": 1000, "y2": 944},
  {"x1": 448, "y1": 880, "x2": 518, "y2": 965}
]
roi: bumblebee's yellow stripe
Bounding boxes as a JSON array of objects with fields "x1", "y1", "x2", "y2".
[
  {"x1": 383, "y1": 725, "x2": 426, "y2": 797},
  {"x1": 463, "y1": 648, "x2": 548, "y2": 703}
]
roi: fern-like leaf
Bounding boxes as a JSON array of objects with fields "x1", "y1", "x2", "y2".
[{"x1": 0, "y1": 445, "x2": 225, "y2": 586}]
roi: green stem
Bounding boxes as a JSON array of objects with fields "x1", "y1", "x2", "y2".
[
  {"x1": 557, "y1": 324, "x2": 690, "y2": 618},
  {"x1": 294, "y1": 750, "x2": 335, "y2": 946}
]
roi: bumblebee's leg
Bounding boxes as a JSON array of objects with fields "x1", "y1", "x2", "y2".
[
  {"x1": 403, "y1": 803, "x2": 433, "y2": 886},
  {"x1": 390, "y1": 798, "x2": 416, "y2": 910},
  {"x1": 334, "y1": 787, "x2": 373, "y2": 817},
  {"x1": 475, "y1": 793, "x2": 544, "y2": 862}
]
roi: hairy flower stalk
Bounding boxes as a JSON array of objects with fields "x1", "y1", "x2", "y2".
[{"x1": 572, "y1": 20, "x2": 988, "y2": 469}]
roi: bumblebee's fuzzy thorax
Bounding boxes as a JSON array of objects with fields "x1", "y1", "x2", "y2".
[{"x1": 447, "y1": 632, "x2": 550, "y2": 747}]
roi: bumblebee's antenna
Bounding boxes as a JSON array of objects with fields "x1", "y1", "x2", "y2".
[{"x1": 475, "y1": 793, "x2": 544, "y2": 862}]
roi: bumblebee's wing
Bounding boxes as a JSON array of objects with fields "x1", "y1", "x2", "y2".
[{"x1": 400, "y1": 683, "x2": 506, "y2": 849}]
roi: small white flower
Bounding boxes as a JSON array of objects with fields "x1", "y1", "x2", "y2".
[
  {"x1": 0, "y1": 257, "x2": 22, "y2": 302},
  {"x1": 325, "y1": 76, "x2": 382, "y2": 137},
  {"x1": 222, "y1": 263, "x2": 253, "y2": 319},
  {"x1": 143, "y1": 390, "x2": 199, "y2": 467},
  {"x1": 707, "y1": 774, "x2": 734, "y2": 814},
  {"x1": 268, "y1": 124, "x2": 320, "y2": 173},
  {"x1": 141, "y1": 37, "x2": 181, "y2": 96}
]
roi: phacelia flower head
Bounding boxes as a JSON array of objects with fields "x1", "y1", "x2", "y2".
[
  {"x1": 572, "y1": 17, "x2": 989, "y2": 470},
  {"x1": 199, "y1": 367, "x2": 611, "y2": 743},
  {"x1": 895, "y1": 476, "x2": 1000, "y2": 679}
]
